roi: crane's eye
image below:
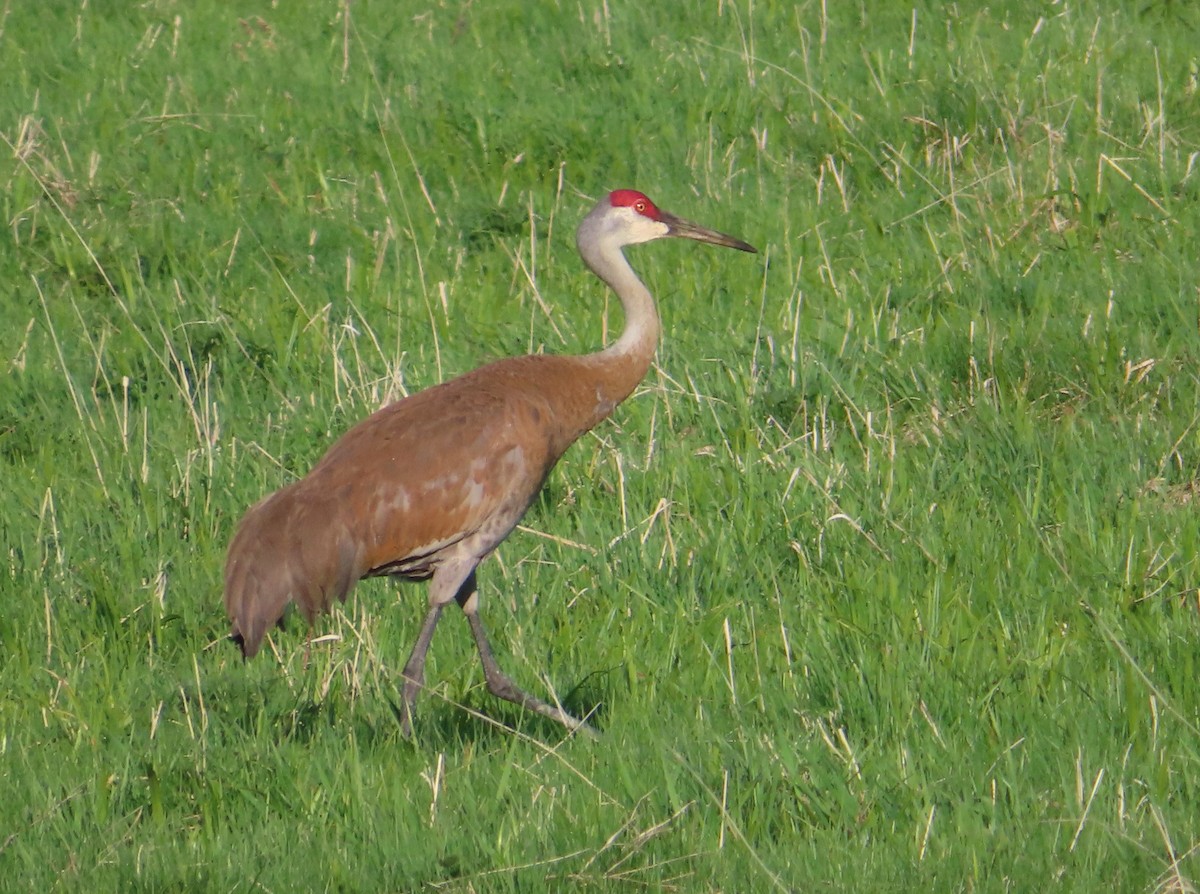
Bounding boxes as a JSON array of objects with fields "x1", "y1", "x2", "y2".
[{"x1": 634, "y1": 200, "x2": 646, "y2": 213}]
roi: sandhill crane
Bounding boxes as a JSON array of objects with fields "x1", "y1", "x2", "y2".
[{"x1": 224, "y1": 189, "x2": 757, "y2": 737}]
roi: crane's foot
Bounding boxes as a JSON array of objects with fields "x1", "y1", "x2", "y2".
[
  {"x1": 464, "y1": 610, "x2": 599, "y2": 739},
  {"x1": 397, "y1": 675, "x2": 420, "y2": 739},
  {"x1": 483, "y1": 669, "x2": 600, "y2": 739}
]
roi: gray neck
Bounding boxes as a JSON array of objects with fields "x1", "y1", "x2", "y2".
[{"x1": 576, "y1": 209, "x2": 661, "y2": 371}]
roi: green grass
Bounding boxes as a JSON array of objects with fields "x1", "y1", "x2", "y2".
[{"x1": 3, "y1": 0, "x2": 1200, "y2": 890}]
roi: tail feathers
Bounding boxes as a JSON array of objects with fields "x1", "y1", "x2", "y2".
[
  {"x1": 223, "y1": 488, "x2": 364, "y2": 659},
  {"x1": 225, "y1": 560, "x2": 297, "y2": 658}
]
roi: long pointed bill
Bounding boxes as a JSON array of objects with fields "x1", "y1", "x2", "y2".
[{"x1": 660, "y1": 210, "x2": 758, "y2": 253}]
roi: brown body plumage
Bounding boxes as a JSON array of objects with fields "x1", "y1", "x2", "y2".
[
  {"x1": 225, "y1": 352, "x2": 637, "y2": 654},
  {"x1": 224, "y1": 189, "x2": 756, "y2": 736}
]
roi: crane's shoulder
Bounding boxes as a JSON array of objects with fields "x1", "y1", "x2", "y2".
[{"x1": 319, "y1": 355, "x2": 589, "y2": 454}]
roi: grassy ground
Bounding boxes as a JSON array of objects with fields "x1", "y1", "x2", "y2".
[{"x1": 3, "y1": 0, "x2": 1200, "y2": 890}]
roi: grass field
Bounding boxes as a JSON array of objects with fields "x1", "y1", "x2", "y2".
[{"x1": 3, "y1": 0, "x2": 1200, "y2": 890}]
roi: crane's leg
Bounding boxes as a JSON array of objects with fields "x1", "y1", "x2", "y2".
[
  {"x1": 398, "y1": 560, "x2": 475, "y2": 737},
  {"x1": 398, "y1": 601, "x2": 444, "y2": 737},
  {"x1": 456, "y1": 575, "x2": 599, "y2": 739}
]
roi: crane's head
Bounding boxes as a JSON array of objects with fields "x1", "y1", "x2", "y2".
[{"x1": 581, "y1": 189, "x2": 758, "y2": 256}]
